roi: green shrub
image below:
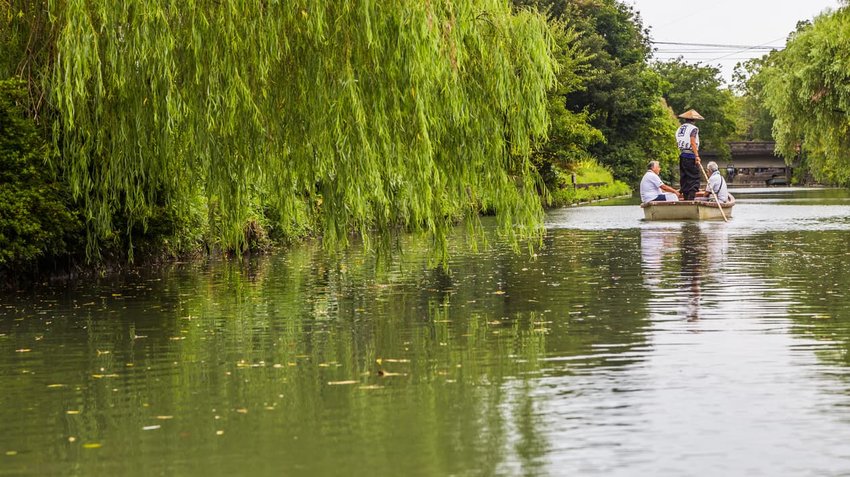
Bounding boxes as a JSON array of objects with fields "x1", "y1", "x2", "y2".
[
  {"x1": 0, "y1": 79, "x2": 82, "y2": 269},
  {"x1": 547, "y1": 159, "x2": 632, "y2": 207}
]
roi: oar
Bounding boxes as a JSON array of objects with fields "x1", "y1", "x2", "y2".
[{"x1": 698, "y1": 162, "x2": 728, "y2": 222}]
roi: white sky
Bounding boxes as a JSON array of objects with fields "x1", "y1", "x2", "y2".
[{"x1": 626, "y1": 0, "x2": 843, "y2": 84}]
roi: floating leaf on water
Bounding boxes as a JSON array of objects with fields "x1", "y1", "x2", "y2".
[
  {"x1": 83, "y1": 443, "x2": 102, "y2": 449},
  {"x1": 235, "y1": 408, "x2": 248, "y2": 414},
  {"x1": 66, "y1": 410, "x2": 81, "y2": 415},
  {"x1": 155, "y1": 416, "x2": 173, "y2": 420},
  {"x1": 382, "y1": 359, "x2": 409, "y2": 363},
  {"x1": 15, "y1": 349, "x2": 31, "y2": 353},
  {"x1": 5, "y1": 451, "x2": 17, "y2": 456},
  {"x1": 216, "y1": 430, "x2": 224, "y2": 436},
  {"x1": 327, "y1": 380, "x2": 358, "y2": 385},
  {"x1": 492, "y1": 290, "x2": 506, "y2": 295},
  {"x1": 96, "y1": 350, "x2": 111, "y2": 355},
  {"x1": 272, "y1": 364, "x2": 283, "y2": 368},
  {"x1": 359, "y1": 385, "x2": 383, "y2": 390},
  {"x1": 68, "y1": 437, "x2": 76, "y2": 443},
  {"x1": 142, "y1": 425, "x2": 161, "y2": 431},
  {"x1": 47, "y1": 384, "x2": 66, "y2": 388},
  {"x1": 378, "y1": 372, "x2": 406, "y2": 377}
]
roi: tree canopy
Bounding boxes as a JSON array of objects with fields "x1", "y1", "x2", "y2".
[
  {"x1": 514, "y1": 0, "x2": 679, "y2": 184},
  {"x1": 760, "y1": 7, "x2": 850, "y2": 184},
  {"x1": 653, "y1": 58, "x2": 737, "y2": 159},
  {"x1": 731, "y1": 56, "x2": 776, "y2": 142},
  {"x1": 4, "y1": 1, "x2": 557, "y2": 262}
]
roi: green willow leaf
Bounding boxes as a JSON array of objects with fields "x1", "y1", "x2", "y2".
[{"x1": 41, "y1": 0, "x2": 555, "y2": 261}]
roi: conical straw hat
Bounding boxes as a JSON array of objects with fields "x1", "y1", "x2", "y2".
[{"x1": 678, "y1": 109, "x2": 705, "y2": 120}]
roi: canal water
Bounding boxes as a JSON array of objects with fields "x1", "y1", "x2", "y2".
[{"x1": 3, "y1": 187, "x2": 850, "y2": 476}]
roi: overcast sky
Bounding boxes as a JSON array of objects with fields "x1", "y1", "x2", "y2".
[{"x1": 625, "y1": 0, "x2": 842, "y2": 84}]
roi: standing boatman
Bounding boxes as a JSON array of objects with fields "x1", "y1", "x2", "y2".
[{"x1": 676, "y1": 109, "x2": 704, "y2": 200}]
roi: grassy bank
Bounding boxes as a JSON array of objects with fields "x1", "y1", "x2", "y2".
[{"x1": 547, "y1": 160, "x2": 632, "y2": 207}]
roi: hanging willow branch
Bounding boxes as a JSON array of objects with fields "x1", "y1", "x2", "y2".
[
  {"x1": 45, "y1": 0, "x2": 556, "y2": 260},
  {"x1": 761, "y1": 7, "x2": 850, "y2": 185}
]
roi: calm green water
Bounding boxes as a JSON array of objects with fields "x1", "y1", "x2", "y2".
[{"x1": 3, "y1": 187, "x2": 850, "y2": 476}]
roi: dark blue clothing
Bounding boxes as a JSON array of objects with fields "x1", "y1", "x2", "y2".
[{"x1": 679, "y1": 155, "x2": 701, "y2": 201}]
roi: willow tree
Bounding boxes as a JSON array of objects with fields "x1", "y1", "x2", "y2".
[
  {"x1": 35, "y1": 0, "x2": 556, "y2": 260},
  {"x1": 761, "y1": 7, "x2": 850, "y2": 184}
]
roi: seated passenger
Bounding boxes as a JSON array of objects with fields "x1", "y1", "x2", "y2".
[
  {"x1": 696, "y1": 161, "x2": 729, "y2": 203},
  {"x1": 640, "y1": 160, "x2": 682, "y2": 203}
]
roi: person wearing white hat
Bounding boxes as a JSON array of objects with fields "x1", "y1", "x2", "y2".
[{"x1": 675, "y1": 109, "x2": 704, "y2": 200}]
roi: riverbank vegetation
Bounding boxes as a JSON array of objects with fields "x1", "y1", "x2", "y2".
[
  {"x1": 758, "y1": 8, "x2": 850, "y2": 185},
  {"x1": 8, "y1": 0, "x2": 841, "y2": 277},
  {"x1": 547, "y1": 159, "x2": 631, "y2": 206},
  {"x1": 3, "y1": 1, "x2": 559, "y2": 277}
]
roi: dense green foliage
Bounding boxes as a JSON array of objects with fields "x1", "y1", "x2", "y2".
[
  {"x1": 547, "y1": 159, "x2": 631, "y2": 206},
  {"x1": 0, "y1": 79, "x2": 81, "y2": 267},
  {"x1": 3, "y1": 0, "x2": 728, "y2": 273},
  {"x1": 731, "y1": 57, "x2": 776, "y2": 141},
  {"x1": 528, "y1": 18, "x2": 603, "y2": 189},
  {"x1": 3, "y1": 1, "x2": 557, "y2": 267},
  {"x1": 516, "y1": 0, "x2": 679, "y2": 185},
  {"x1": 549, "y1": 0, "x2": 679, "y2": 181},
  {"x1": 653, "y1": 59, "x2": 737, "y2": 159},
  {"x1": 760, "y1": 8, "x2": 850, "y2": 185}
]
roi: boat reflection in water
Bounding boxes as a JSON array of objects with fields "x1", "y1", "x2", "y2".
[{"x1": 640, "y1": 224, "x2": 729, "y2": 321}]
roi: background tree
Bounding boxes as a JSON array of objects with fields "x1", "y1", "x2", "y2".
[
  {"x1": 525, "y1": 18, "x2": 604, "y2": 195},
  {"x1": 0, "y1": 1, "x2": 57, "y2": 121},
  {"x1": 760, "y1": 9, "x2": 850, "y2": 185},
  {"x1": 0, "y1": 79, "x2": 81, "y2": 269},
  {"x1": 515, "y1": 0, "x2": 679, "y2": 184},
  {"x1": 654, "y1": 58, "x2": 737, "y2": 160},
  {"x1": 731, "y1": 56, "x2": 776, "y2": 142}
]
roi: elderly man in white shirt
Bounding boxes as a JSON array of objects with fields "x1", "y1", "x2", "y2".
[
  {"x1": 640, "y1": 160, "x2": 682, "y2": 203},
  {"x1": 697, "y1": 161, "x2": 729, "y2": 203}
]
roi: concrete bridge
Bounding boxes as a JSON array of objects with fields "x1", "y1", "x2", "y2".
[{"x1": 702, "y1": 141, "x2": 795, "y2": 186}]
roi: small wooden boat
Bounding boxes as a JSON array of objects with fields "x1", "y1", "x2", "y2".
[{"x1": 641, "y1": 193, "x2": 735, "y2": 220}]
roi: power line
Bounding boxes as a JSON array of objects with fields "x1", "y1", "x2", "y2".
[
  {"x1": 706, "y1": 35, "x2": 788, "y2": 62},
  {"x1": 651, "y1": 41, "x2": 782, "y2": 50}
]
